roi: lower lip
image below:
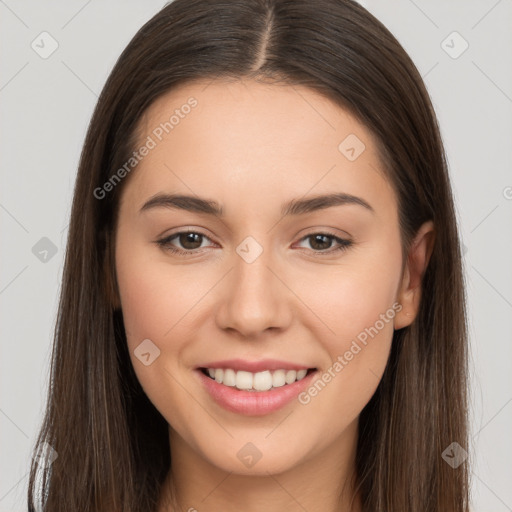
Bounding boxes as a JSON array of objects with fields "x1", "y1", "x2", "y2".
[{"x1": 196, "y1": 369, "x2": 317, "y2": 416}]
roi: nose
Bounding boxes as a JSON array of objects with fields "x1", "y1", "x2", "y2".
[{"x1": 215, "y1": 246, "x2": 293, "y2": 339}]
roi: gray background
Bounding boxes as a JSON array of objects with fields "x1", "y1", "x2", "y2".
[{"x1": 1, "y1": 1, "x2": 511, "y2": 510}]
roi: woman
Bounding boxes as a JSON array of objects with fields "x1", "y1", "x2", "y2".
[{"x1": 28, "y1": 0, "x2": 470, "y2": 510}]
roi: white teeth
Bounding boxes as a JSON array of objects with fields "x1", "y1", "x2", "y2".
[
  {"x1": 272, "y1": 369, "x2": 286, "y2": 388},
  {"x1": 223, "y1": 368, "x2": 236, "y2": 387},
  {"x1": 204, "y1": 367, "x2": 311, "y2": 391},
  {"x1": 235, "y1": 370, "x2": 253, "y2": 390},
  {"x1": 285, "y1": 370, "x2": 297, "y2": 384},
  {"x1": 297, "y1": 369, "x2": 307, "y2": 380},
  {"x1": 253, "y1": 371, "x2": 272, "y2": 391}
]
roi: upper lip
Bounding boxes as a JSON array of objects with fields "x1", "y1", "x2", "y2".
[{"x1": 197, "y1": 358, "x2": 315, "y2": 373}]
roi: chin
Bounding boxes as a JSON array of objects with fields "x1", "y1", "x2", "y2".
[{"x1": 200, "y1": 441, "x2": 307, "y2": 476}]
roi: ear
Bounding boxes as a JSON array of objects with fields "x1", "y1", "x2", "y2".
[{"x1": 394, "y1": 220, "x2": 435, "y2": 330}]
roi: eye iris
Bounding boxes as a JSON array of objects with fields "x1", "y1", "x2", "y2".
[
  {"x1": 180, "y1": 232, "x2": 202, "y2": 249},
  {"x1": 310, "y1": 234, "x2": 332, "y2": 250},
  {"x1": 167, "y1": 232, "x2": 344, "y2": 253}
]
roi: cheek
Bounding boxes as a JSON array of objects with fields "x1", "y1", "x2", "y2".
[
  {"x1": 303, "y1": 284, "x2": 395, "y2": 403},
  {"x1": 116, "y1": 266, "x2": 168, "y2": 346},
  {"x1": 114, "y1": 236, "x2": 185, "y2": 388},
  {"x1": 297, "y1": 242, "x2": 403, "y2": 348},
  {"x1": 115, "y1": 248, "x2": 204, "y2": 429},
  {"x1": 292, "y1": 242, "x2": 402, "y2": 415},
  {"x1": 115, "y1": 243, "x2": 205, "y2": 348}
]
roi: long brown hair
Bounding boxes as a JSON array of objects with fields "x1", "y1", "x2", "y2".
[{"x1": 28, "y1": 0, "x2": 469, "y2": 510}]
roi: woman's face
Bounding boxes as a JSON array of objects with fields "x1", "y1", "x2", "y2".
[{"x1": 114, "y1": 79, "x2": 417, "y2": 475}]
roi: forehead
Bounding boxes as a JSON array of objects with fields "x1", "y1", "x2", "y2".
[
  {"x1": 137, "y1": 78, "x2": 373, "y2": 156},
  {"x1": 121, "y1": 79, "x2": 395, "y2": 217}
]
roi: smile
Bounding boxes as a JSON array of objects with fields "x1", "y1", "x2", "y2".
[
  {"x1": 201, "y1": 367, "x2": 313, "y2": 391},
  {"x1": 195, "y1": 360, "x2": 319, "y2": 416}
]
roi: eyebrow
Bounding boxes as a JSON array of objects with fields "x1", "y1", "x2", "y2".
[{"x1": 139, "y1": 192, "x2": 375, "y2": 217}]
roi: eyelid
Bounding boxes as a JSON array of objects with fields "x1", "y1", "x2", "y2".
[
  {"x1": 156, "y1": 229, "x2": 216, "y2": 254},
  {"x1": 155, "y1": 227, "x2": 353, "y2": 256},
  {"x1": 292, "y1": 230, "x2": 353, "y2": 255}
]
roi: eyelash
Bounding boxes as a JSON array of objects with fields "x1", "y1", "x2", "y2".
[{"x1": 155, "y1": 230, "x2": 353, "y2": 256}]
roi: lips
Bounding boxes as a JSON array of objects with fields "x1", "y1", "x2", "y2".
[
  {"x1": 194, "y1": 359, "x2": 318, "y2": 416},
  {"x1": 196, "y1": 358, "x2": 312, "y2": 373}
]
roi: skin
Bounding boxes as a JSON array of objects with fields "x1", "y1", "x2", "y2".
[{"x1": 114, "y1": 79, "x2": 434, "y2": 512}]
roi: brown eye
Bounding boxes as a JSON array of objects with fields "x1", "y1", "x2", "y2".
[
  {"x1": 175, "y1": 232, "x2": 204, "y2": 250},
  {"x1": 156, "y1": 231, "x2": 213, "y2": 255},
  {"x1": 308, "y1": 234, "x2": 334, "y2": 251},
  {"x1": 296, "y1": 232, "x2": 353, "y2": 254}
]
